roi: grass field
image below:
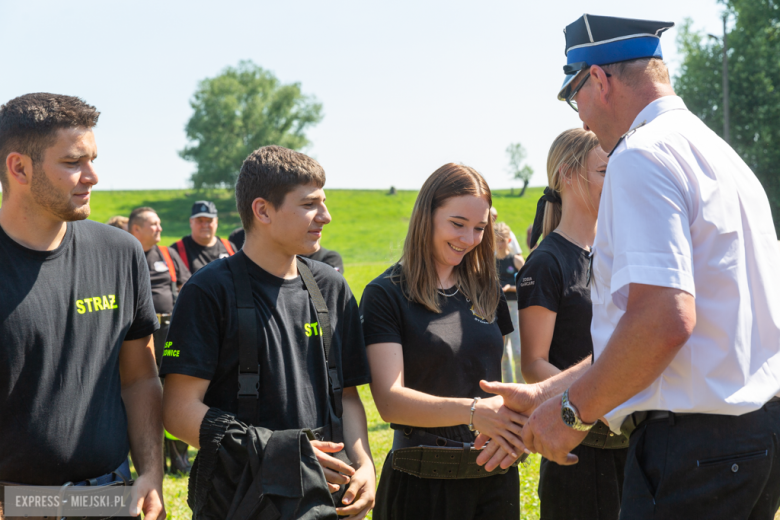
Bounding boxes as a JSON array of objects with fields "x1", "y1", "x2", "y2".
[{"x1": 94, "y1": 188, "x2": 779, "y2": 520}]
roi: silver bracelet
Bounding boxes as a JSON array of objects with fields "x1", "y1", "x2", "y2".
[{"x1": 468, "y1": 397, "x2": 481, "y2": 432}]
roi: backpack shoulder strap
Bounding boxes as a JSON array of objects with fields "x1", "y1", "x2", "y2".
[
  {"x1": 173, "y1": 240, "x2": 190, "y2": 271},
  {"x1": 226, "y1": 253, "x2": 259, "y2": 424},
  {"x1": 220, "y1": 237, "x2": 235, "y2": 256},
  {"x1": 158, "y1": 246, "x2": 177, "y2": 284},
  {"x1": 296, "y1": 258, "x2": 343, "y2": 417}
]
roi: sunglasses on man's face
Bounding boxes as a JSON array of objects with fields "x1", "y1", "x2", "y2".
[{"x1": 565, "y1": 71, "x2": 611, "y2": 113}]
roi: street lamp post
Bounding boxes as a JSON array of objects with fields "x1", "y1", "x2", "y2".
[{"x1": 709, "y1": 14, "x2": 730, "y2": 143}]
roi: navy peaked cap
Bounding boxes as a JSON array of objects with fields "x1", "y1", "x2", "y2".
[
  {"x1": 191, "y1": 200, "x2": 218, "y2": 218},
  {"x1": 558, "y1": 14, "x2": 674, "y2": 100}
]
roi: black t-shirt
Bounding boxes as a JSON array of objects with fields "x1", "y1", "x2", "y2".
[
  {"x1": 0, "y1": 220, "x2": 158, "y2": 484},
  {"x1": 159, "y1": 253, "x2": 371, "y2": 431},
  {"x1": 145, "y1": 245, "x2": 191, "y2": 314},
  {"x1": 305, "y1": 247, "x2": 345, "y2": 274},
  {"x1": 359, "y1": 266, "x2": 513, "y2": 442},
  {"x1": 515, "y1": 232, "x2": 593, "y2": 371},
  {"x1": 497, "y1": 254, "x2": 519, "y2": 301},
  {"x1": 228, "y1": 227, "x2": 245, "y2": 250},
  {"x1": 178, "y1": 235, "x2": 236, "y2": 274}
]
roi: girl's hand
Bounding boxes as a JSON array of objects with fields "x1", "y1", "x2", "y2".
[{"x1": 470, "y1": 395, "x2": 528, "y2": 458}]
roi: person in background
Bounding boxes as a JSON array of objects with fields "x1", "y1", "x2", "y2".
[
  {"x1": 518, "y1": 128, "x2": 626, "y2": 520},
  {"x1": 494, "y1": 222, "x2": 524, "y2": 383},
  {"x1": 361, "y1": 164, "x2": 523, "y2": 520},
  {"x1": 489, "y1": 206, "x2": 520, "y2": 255},
  {"x1": 106, "y1": 215, "x2": 128, "y2": 230},
  {"x1": 229, "y1": 225, "x2": 345, "y2": 273},
  {"x1": 128, "y1": 206, "x2": 192, "y2": 474},
  {"x1": 172, "y1": 200, "x2": 236, "y2": 273}
]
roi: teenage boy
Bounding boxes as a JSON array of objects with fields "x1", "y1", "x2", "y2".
[
  {"x1": 0, "y1": 93, "x2": 164, "y2": 518},
  {"x1": 161, "y1": 145, "x2": 375, "y2": 519}
]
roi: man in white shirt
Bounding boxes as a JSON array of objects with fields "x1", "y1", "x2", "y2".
[{"x1": 476, "y1": 14, "x2": 780, "y2": 519}]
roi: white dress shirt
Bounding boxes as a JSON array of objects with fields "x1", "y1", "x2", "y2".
[{"x1": 591, "y1": 95, "x2": 780, "y2": 433}]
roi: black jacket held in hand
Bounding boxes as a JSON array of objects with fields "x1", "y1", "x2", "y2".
[{"x1": 190, "y1": 408, "x2": 337, "y2": 520}]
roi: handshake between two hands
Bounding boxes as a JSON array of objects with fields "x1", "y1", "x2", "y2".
[{"x1": 472, "y1": 380, "x2": 591, "y2": 471}]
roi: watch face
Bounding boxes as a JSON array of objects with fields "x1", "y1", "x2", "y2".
[{"x1": 562, "y1": 406, "x2": 576, "y2": 427}]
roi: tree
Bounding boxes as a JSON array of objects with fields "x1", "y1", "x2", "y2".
[
  {"x1": 675, "y1": 1, "x2": 780, "y2": 234},
  {"x1": 506, "y1": 143, "x2": 534, "y2": 196},
  {"x1": 180, "y1": 61, "x2": 323, "y2": 188}
]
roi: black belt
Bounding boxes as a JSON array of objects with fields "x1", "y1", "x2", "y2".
[
  {"x1": 620, "y1": 396, "x2": 780, "y2": 439},
  {"x1": 390, "y1": 427, "x2": 524, "y2": 479}
]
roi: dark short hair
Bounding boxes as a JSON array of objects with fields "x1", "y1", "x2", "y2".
[
  {"x1": 0, "y1": 93, "x2": 100, "y2": 193},
  {"x1": 128, "y1": 206, "x2": 157, "y2": 232},
  {"x1": 236, "y1": 145, "x2": 326, "y2": 231}
]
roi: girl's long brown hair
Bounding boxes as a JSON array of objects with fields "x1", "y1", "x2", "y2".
[{"x1": 395, "y1": 163, "x2": 499, "y2": 320}]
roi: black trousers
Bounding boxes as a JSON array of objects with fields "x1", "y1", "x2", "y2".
[
  {"x1": 539, "y1": 444, "x2": 627, "y2": 520},
  {"x1": 620, "y1": 400, "x2": 780, "y2": 519},
  {"x1": 374, "y1": 451, "x2": 520, "y2": 520}
]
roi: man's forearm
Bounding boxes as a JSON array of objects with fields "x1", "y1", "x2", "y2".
[
  {"x1": 341, "y1": 388, "x2": 373, "y2": 467},
  {"x1": 536, "y1": 356, "x2": 591, "y2": 402},
  {"x1": 569, "y1": 286, "x2": 694, "y2": 424},
  {"x1": 123, "y1": 376, "x2": 163, "y2": 477}
]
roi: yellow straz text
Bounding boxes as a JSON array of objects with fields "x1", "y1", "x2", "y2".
[
  {"x1": 304, "y1": 322, "x2": 320, "y2": 337},
  {"x1": 76, "y1": 294, "x2": 118, "y2": 314}
]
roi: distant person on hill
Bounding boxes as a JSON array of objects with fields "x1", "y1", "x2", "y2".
[
  {"x1": 494, "y1": 222, "x2": 524, "y2": 383},
  {"x1": 128, "y1": 206, "x2": 192, "y2": 474},
  {"x1": 361, "y1": 163, "x2": 522, "y2": 520},
  {"x1": 106, "y1": 215, "x2": 128, "y2": 230},
  {"x1": 489, "y1": 206, "x2": 520, "y2": 255},
  {"x1": 172, "y1": 200, "x2": 236, "y2": 273}
]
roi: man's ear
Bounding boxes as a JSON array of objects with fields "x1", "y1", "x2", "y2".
[
  {"x1": 590, "y1": 65, "x2": 611, "y2": 105},
  {"x1": 252, "y1": 197, "x2": 273, "y2": 225},
  {"x1": 6, "y1": 152, "x2": 33, "y2": 187}
]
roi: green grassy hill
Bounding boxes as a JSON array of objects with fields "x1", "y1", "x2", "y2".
[{"x1": 89, "y1": 187, "x2": 543, "y2": 302}]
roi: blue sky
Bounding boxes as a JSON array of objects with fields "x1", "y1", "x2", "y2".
[{"x1": 1, "y1": 0, "x2": 726, "y2": 192}]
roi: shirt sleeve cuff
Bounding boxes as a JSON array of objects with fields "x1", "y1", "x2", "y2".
[
  {"x1": 158, "y1": 364, "x2": 215, "y2": 381},
  {"x1": 363, "y1": 333, "x2": 403, "y2": 346},
  {"x1": 611, "y1": 265, "x2": 696, "y2": 310},
  {"x1": 124, "y1": 321, "x2": 160, "y2": 342}
]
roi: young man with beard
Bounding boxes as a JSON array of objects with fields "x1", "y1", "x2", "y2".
[
  {"x1": 161, "y1": 145, "x2": 375, "y2": 519},
  {"x1": 0, "y1": 93, "x2": 164, "y2": 518},
  {"x1": 477, "y1": 15, "x2": 780, "y2": 519}
]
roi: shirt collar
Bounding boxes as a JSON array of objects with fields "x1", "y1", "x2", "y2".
[{"x1": 630, "y1": 95, "x2": 688, "y2": 130}]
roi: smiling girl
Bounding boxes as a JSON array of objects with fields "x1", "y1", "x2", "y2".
[{"x1": 360, "y1": 164, "x2": 523, "y2": 519}]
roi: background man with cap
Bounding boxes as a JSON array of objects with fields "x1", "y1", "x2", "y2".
[
  {"x1": 129, "y1": 206, "x2": 193, "y2": 474},
  {"x1": 172, "y1": 200, "x2": 236, "y2": 274},
  {"x1": 477, "y1": 14, "x2": 780, "y2": 519}
]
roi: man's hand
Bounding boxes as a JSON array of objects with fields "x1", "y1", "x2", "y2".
[
  {"x1": 129, "y1": 472, "x2": 165, "y2": 519},
  {"x1": 478, "y1": 380, "x2": 547, "y2": 417},
  {"x1": 335, "y1": 462, "x2": 376, "y2": 520},
  {"x1": 310, "y1": 440, "x2": 356, "y2": 492},
  {"x1": 521, "y1": 394, "x2": 587, "y2": 465}
]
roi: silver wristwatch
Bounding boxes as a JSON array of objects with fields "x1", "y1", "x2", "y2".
[{"x1": 561, "y1": 388, "x2": 597, "y2": 431}]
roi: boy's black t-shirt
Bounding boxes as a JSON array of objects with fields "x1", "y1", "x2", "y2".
[
  {"x1": 0, "y1": 220, "x2": 158, "y2": 484},
  {"x1": 145, "y1": 245, "x2": 191, "y2": 314},
  {"x1": 359, "y1": 265, "x2": 513, "y2": 442},
  {"x1": 159, "y1": 253, "x2": 371, "y2": 431},
  {"x1": 496, "y1": 254, "x2": 519, "y2": 301},
  {"x1": 515, "y1": 232, "x2": 593, "y2": 371},
  {"x1": 178, "y1": 235, "x2": 236, "y2": 274}
]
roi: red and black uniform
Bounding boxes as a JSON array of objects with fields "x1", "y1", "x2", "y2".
[{"x1": 172, "y1": 235, "x2": 236, "y2": 274}]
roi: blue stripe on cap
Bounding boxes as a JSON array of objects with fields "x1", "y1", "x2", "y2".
[{"x1": 567, "y1": 36, "x2": 663, "y2": 66}]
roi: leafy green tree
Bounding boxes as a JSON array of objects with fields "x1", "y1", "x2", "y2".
[
  {"x1": 506, "y1": 143, "x2": 534, "y2": 196},
  {"x1": 180, "y1": 61, "x2": 323, "y2": 188},
  {"x1": 675, "y1": 1, "x2": 780, "y2": 233}
]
